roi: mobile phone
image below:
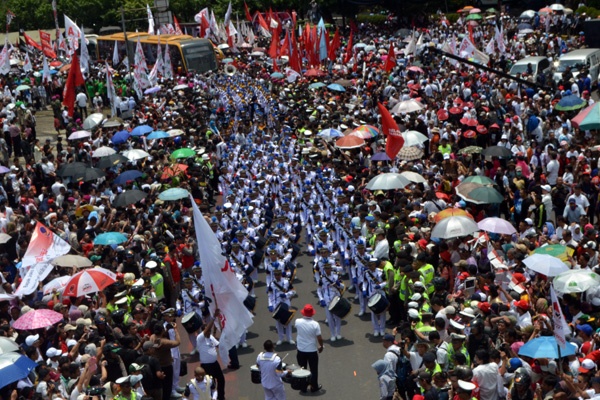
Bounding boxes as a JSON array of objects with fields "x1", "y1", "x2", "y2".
[{"x1": 464, "y1": 277, "x2": 476, "y2": 296}]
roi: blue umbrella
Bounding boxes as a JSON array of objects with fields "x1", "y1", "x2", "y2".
[
  {"x1": 0, "y1": 352, "x2": 38, "y2": 388},
  {"x1": 317, "y1": 128, "x2": 343, "y2": 140},
  {"x1": 111, "y1": 130, "x2": 130, "y2": 144},
  {"x1": 159, "y1": 188, "x2": 190, "y2": 201},
  {"x1": 270, "y1": 72, "x2": 284, "y2": 79},
  {"x1": 131, "y1": 125, "x2": 153, "y2": 137},
  {"x1": 518, "y1": 336, "x2": 576, "y2": 359},
  {"x1": 114, "y1": 170, "x2": 143, "y2": 185},
  {"x1": 371, "y1": 152, "x2": 391, "y2": 161},
  {"x1": 308, "y1": 82, "x2": 326, "y2": 89},
  {"x1": 327, "y1": 83, "x2": 346, "y2": 92},
  {"x1": 147, "y1": 130, "x2": 170, "y2": 140},
  {"x1": 94, "y1": 232, "x2": 128, "y2": 246},
  {"x1": 555, "y1": 93, "x2": 587, "y2": 111}
]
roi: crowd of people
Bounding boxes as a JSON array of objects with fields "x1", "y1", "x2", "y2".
[{"x1": 1, "y1": 4, "x2": 600, "y2": 400}]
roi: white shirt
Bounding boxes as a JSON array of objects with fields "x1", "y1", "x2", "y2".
[
  {"x1": 546, "y1": 159, "x2": 559, "y2": 185},
  {"x1": 187, "y1": 376, "x2": 217, "y2": 400},
  {"x1": 256, "y1": 351, "x2": 284, "y2": 390},
  {"x1": 372, "y1": 239, "x2": 390, "y2": 260},
  {"x1": 196, "y1": 332, "x2": 219, "y2": 364},
  {"x1": 473, "y1": 362, "x2": 500, "y2": 400},
  {"x1": 295, "y1": 317, "x2": 321, "y2": 352},
  {"x1": 76, "y1": 92, "x2": 87, "y2": 107}
]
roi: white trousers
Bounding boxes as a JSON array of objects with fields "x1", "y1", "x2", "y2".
[{"x1": 325, "y1": 308, "x2": 341, "y2": 338}]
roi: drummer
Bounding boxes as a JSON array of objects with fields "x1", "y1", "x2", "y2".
[
  {"x1": 256, "y1": 340, "x2": 289, "y2": 400},
  {"x1": 363, "y1": 257, "x2": 388, "y2": 337},
  {"x1": 267, "y1": 269, "x2": 296, "y2": 346},
  {"x1": 317, "y1": 261, "x2": 345, "y2": 342},
  {"x1": 179, "y1": 276, "x2": 203, "y2": 354}
]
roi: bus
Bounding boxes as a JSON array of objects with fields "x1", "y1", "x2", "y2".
[{"x1": 95, "y1": 32, "x2": 219, "y2": 74}]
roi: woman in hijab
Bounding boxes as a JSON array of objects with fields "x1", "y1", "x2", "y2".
[{"x1": 371, "y1": 359, "x2": 396, "y2": 400}]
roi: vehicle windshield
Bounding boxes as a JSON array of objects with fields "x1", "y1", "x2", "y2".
[
  {"x1": 510, "y1": 64, "x2": 537, "y2": 76},
  {"x1": 183, "y1": 44, "x2": 217, "y2": 73},
  {"x1": 557, "y1": 59, "x2": 584, "y2": 72}
]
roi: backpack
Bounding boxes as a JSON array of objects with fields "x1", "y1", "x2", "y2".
[{"x1": 387, "y1": 349, "x2": 412, "y2": 387}]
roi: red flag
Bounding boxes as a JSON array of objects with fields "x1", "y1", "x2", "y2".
[
  {"x1": 243, "y1": 2, "x2": 252, "y2": 22},
  {"x1": 328, "y1": 28, "x2": 340, "y2": 60},
  {"x1": 344, "y1": 31, "x2": 353, "y2": 64},
  {"x1": 256, "y1": 12, "x2": 269, "y2": 32},
  {"x1": 39, "y1": 30, "x2": 57, "y2": 58},
  {"x1": 173, "y1": 15, "x2": 183, "y2": 35},
  {"x1": 23, "y1": 32, "x2": 42, "y2": 50},
  {"x1": 467, "y1": 24, "x2": 475, "y2": 46},
  {"x1": 268, "y1": 27, "x2": 279, "y2": 58},
  {"x1": 384, "y1": 43, "x2": 396, "y2": 73},
  {"x1": 292, "y1": 11, "x2": 297, "y2": 28},
  {"x1": 289, "y1": 29, "x2": 301, "y2": 73},
  {"x1": 378, "y1": 102, "x2": 404, "y2": 159},
  {"x1": 62, "y1": 52, "x2": 85, "y2": 117},
  {"x1": 272, "y1": 57, "x2": 279, "y2": 72},
  {"x1": 279, "y1": 31, "x2": 290, "y2": 57}
]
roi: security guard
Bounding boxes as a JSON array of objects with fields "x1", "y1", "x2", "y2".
[
  {"x1": 115, "y1": 376, "x2": 137, "y2": 400},
  {"x1": 145, "y1": 261, "x2": 165, "y2": 301},
  {"x1": 414, "y1": 253, "x2": 435, "y2": 295},
  {"x1": 446, "y1": 333, "x2": 471, "y2": 370}
]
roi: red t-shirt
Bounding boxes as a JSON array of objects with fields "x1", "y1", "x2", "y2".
[{"x1": 164, "y1": 254, "x2": 181, "y2": 283}]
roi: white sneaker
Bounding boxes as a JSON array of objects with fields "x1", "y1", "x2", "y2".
[
  {"x1": 373, "y1": 332, "x2": 379, "y2": 337},
  {"x1": 171, "y1": 393, "x2": 182, "y2": 399},
  {"x1": 189, "y1": 349, "x2": 198, "y2": 355},
  {"x1": 289, "y1": 340, "x2": 296, "y2": 345},
  {"x1": 235, "y1": 344, "x2": 239, "y2": 349},
  {"x1": 330, "y1": 336, "x2": 336, "y2": 342},
  {"x1": 276, "y1": 340, "x2": 283, "y2": 346},
  {"x1": 358, "y1": 311, "x2": 364, "y2": 317},
  {"x1": 336, "y1": 335, "x2": 343, "y2": 340},
  {"x1": 241, "y1": 342, "x2": 248, "y2": 348}
]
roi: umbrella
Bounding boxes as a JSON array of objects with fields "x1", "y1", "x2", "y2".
[
  {"x1": 159, "y1": 188, "x2": 190, "y2": 201},
  {"x1": 13, "y1": 309, "x2": 63, "y2": 330},
  {"x1": 111, "y1": 130, "x2": 131, "y2": 144},
  {"x1": 352, "y1": 125, "x2": 379, "y2": 139},
  {"x1": 518, "y1": 336, "x2": 576, "y2": 359},
  {"x1": 74, "y1": 205, "x2": 94, "y2": 217},
  {"x1": 122, "y1": 149, "x2": 150, "y2": 161},
  {"x1": 167, "y1": 129, "x2": 184, "y2": 137},
  {"x1": 15, "y1": 84, "x2": 30, "y2": 92},
  {"x1": 463, "y1": 130, "x2": 477, "y2": 139},
  {"x1": 96, "y1": 153, "x2": 128, "y2": 169},
  {"x1": 391, "y1": 99, "x2": 425, "y2": 114},
  {"x1": 304, "y1": 68, "x2": 326, "y2": 77},
  {"x1": 407, "y1": 66, "x2": 424, "y2": 73},
  {"x1": 56, "y1": 162, "x2": 89, "y2": 178},
  {"x1": 549, "y1": 3, "x2": 564, "y2": 11},
  {"x1": 431, "y1": 216, "x2": 479, "y2": 239},
  {"x1": 538, "y1": 7, "x2": 553, "y2": 15},
  {"x1": 401, "y1": 130, "x2": 428, "y2": 146},
  {"x1": 335, "y1": 136, "x2": 365, "y2": 149},
  {"x1": 463, "y1": 175, "x2": 495, "y2": 185},
  {"x1": 469, "y1": 8, "x2": 481, "y2": 13},
  {"x1": 482, "y1": 146, "x2": 512, "y2": 158},
  {"x1": 520, "y1": 10, "x2": 536, "y2": 18},
  {"x1": 0, "y1": 166, "x2": 8, "y2": 174},
  {"x1": 437, "y1": 109, "x2": 449, "y2": 121},
  {"x1": 173, "y1": 84, "x2": 189, "y2": 91},
  {"x1": 434, "y1": 208, "x2": 473, "y2": 223},
  {"x1": 517, "y1": 23, "x2": 534, "y2": 31},
  {"x1": 170, "y1": 148, "x2": 196, "y2": 159},
  {"x1": 308, "y1": 82, "x2": 326, "y2": 89},
  {"x1": 465, "y1": 13, "x2": 482, "y2": 21},
  {"x1": 73, "y1": 167, "x2": 106, "y2": 182},
  {"x1": 327, "y1": 83, "x2": 345, "y2": 92},
  {"x1": 486, "y1": 7, "x2": 497, "y2": 13},
  {"x1": 0, "y1": 353, "x2": 38, "y2": 388},
  {"x1": 477, "y1": 217, "x2": 517, "y2": 235},
  {"x1": 161, "y1": 164, "x2": 189, "y2": 180},
  {"x1": 112, "y1": 190, "x2": 147, "y2": 208},
  {"x1": 399, "y1": 171, "x2": 426, "y2": 183},
  {"x1": 572, "y1": 102, "x2": 600, "y2": 130},
  {"x1": 460, "y1": 186, "x2": 503, "y2": 204},
  {"x1": 83, "y1": 113, "x2": 105, "y2": 130},
  {"x1": 43, "y1": 276, "x2": 71, "y2": 295},
  {"x1": 354, "y1": 43, "x2": 367, "y2": 48},
  {"x1": 270, "y1": 72, "x2": 284, "y2": 79},
  {"x1": 94, "y1": 232, "x2": 128, "y2": 246},
  {"x1": 397, "y1": 146, "x2": 424, "y2": 161},
  {"x1": 365, "y1": 173, "x2": 410, "y2": 191},
  {"x1": 52, "y1": 255, "x2": 93, "y2": 268},
  {"x1": 317, "y1": 128, "x2": 343, "y2": 140},
  {"x1": 0, "y1": 337, "x2": 18, "y2": 354},
  {"x1": 144, "y1": 86, "x2": 161, "y2": 94},
  {"x1": 372, "y1": 152, "x2": 392, "y2": 162},
  {"x1": 458, "y1": 146, "x2": 483, "y2": 155},
  {"x1": 553, "y1": 269, "x2": 600, "y2": 294},
  {"x1": 523, "y1": 254, "x2": 569, "y2": 277},
  {"x1": 250, "y1": 51, "x2": 264, "y2": 57},
  {"x1": 147, "y1": 130, "x2": 170, "y2": 140},
  {"x1": 131, "y1": 125, "x2": 153, "y2": 136},
  {"x1": 103, "y1": 117, "x2": 124, "y2": 128},
  {"x1": 533, "y1": 244, "x2": 573, "y2": 262},
  {"x1": 114, "y1": 170, "x2": 143, "y2": 184},
  {"x1": 554, "y1": 94, "x2": 587, "y2": 111},
  {"x1": 62, "y1": 267, "x2": 117, "y2": 297},
  {"x1": 92, "y1": 146, "x2": 116, "y2": 157},
  {"x1": 68, "y1": 130, "x2": 91, "y2": 140}
]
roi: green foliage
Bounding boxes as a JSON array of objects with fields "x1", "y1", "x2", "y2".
[
  {"x1": 576, "y1": 6, "x2": 600, "y2": 18},
  {"x1": 445, "y1": 13, "x2": 459, "y2": 23}
]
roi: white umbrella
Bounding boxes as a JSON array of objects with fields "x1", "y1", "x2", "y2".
[
  {"x1": 391, "y1": 99, "x2": 425, "y2": 114},
  {"x1": 82, "y1": 113, "x2": 105, "y2": 130},
  {"x1": 553, "y1": 269, "x2": 600, "y2": 293},
  {"x1": 399, "y1": 171, "x2": 426, "y2": 183},
  {"x1": 401, "y1": 130, "x2": 428, "y2": 146},
  {"x1": 0, "y1": 337, "x2": 18, "y2": 354},
  {"x1": 365, "y1": 173, "x2": 410, "y2": 191},
  {"x1": 173, "y1": 84, "x2": 189, "y2": 91},
  {"x1": 68, "y1": 130, "x2": 91, "y2": 141},
  {"x1": 122, "y1": 149, "x2": 150, "y2": 161},
  {"x1": 431, "y1": 216, "x2": 479, "y2": 239},
  {"x1": 42, "y1": 276, "x2": 71, "y2": 295},
  {"x1": 523, "y1": 254, "x2": 569, "y2": 277},
  {"x1": 92, "y1": 146, "x2": 116, "y2": 157},
  {"x1": 549, "y1": 3, "x2": 564, "y2": 11},
  {"x1": 477, "y1": 217, "x2": 517, "y2": 235},
  {"x1": 51, "y1": 255, "x2": 93, "y2": 268},
  {"x1": 167, "y1": 129, "x2": 185, "y2": 137},
  {"x1": 397, "y1": 146, "x2": 424, "y2": 161},
  {"x1": 520, "y1": 10, "x2": 536, "y2": 18}
]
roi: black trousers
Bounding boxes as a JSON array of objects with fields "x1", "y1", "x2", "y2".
[
  {"x1": 296, "y1": 350, "x2": 319, "y2": 390},
  {"x1": 161, "y1": 365, "x2": 173, "y2": 400},
  {"x1": 201, "y1": 361, "x2": 225, "y2": 400}
]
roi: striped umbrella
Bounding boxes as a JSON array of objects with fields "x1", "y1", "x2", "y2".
[{"x1": 62, "y1": 267, "x2": 117, "y2": 297}]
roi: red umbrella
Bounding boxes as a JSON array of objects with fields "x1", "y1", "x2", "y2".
[
  {"x1": 407, "y1": 66, "x2": 424, "y2": 73},
  {"x1": 489, "y1": 123, "x2": 500, "y2": 129},
  {"x1": 304, "y1": 68, "x2": 326, "y2": 77},
  {"x1": 476, "y1": 125, "x2": 488, "y2": 134},
  {"x1": 454, "y1": 98, "x2": 464, "y2": 105},
  {"x1": 162, "y1": 164, "x2": 189, "y2": 180},
  {"x1": 449, "y1": 107, "x2": 462, "y2": 114},
  {"x1": 408, "y1": 83, "x2": 421, "y2": 90},
  {"x1": 467, "y1": 119, "x2": 478, "y2": 127},
  {"x1": 435, "y1": 192, "x2": 451, "y2": 201},
  {"x1": 463, "y1": 130, "x2": 477, "y2": 138},
  {"x1": 437, "y1": 109, "x2": 449, "y2": 121},
  {"x1": 335, "y1": 135, "x2": 366, "y2": 149},
  {"x1": 459, "y1": 118, "x2": 469, "y2": 125},
  {"x1": 49, "y1": 61, "x2": 62, "y2": 67},
  {"x1": 63, "y1": 267, "x2": 117, "y2": 297}
]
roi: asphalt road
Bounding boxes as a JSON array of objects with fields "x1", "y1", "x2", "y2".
[{"x1": 176, "y1": 246, "x2": 383, "y2": 400}]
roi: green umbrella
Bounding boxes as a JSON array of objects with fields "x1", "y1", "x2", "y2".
[
  {"x1": 533, "y1": 244, "x2": 573, "y2": 262},
  {"x1": 465, "y1": 13, "x2": 482, "y2": 21},
  {"x1": 15, "y1": 85, "x2": 30, "y2": 92},
  {"x1": 486, "y1": 8, "x2": 497, "y2": 13},
  {"x1": 462, "y1": 175, "x2": 495, "y2": 185},
  {"x1": 458, "y1": 146, "x2": 482, "y2": 155},
  {"x1": 459, "y1": 186, "x2": 503, "y2": 204},
  {"x1": 170, "y1": 148, "x2": 196, "y2": 159},
  {"x1": 308, "y1": 82, "x2": 326, "y2": 89}
]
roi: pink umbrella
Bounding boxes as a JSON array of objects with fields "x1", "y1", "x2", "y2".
[
  {"x1": 335, "y1": 135, "x2": 366, "y2": 149},
  {"x1": 12, "y1": 309, "x2": 63, "y2": 330},
  {"x1": 407, "y1": 66, "x2": 424, "y2": 73},
  {"x1": 63, "y1": 267, "x2": 116, "y2": 297},
  {"x1": 571, "y1": 102, "x2": 595, "y2": 128}
]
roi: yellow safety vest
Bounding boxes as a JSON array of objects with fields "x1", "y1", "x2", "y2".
[{"x1": 418, "y1": 264, "x2": 435, "y2": 294}]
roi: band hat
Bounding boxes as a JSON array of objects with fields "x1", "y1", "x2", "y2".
[
  {"x1": 449, "y1": 319, "x2": 465, "y2": 330},
  {"x1": 458, "y1": 380, "x2": 476, "y2": 392}
]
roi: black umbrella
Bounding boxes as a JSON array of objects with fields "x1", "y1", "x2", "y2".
[
  {"x1": 112, "y1": 190, "x2": 147, "y2": 208},
  {"x1": 96, "y1": 154, "x2": 128, "y2": 169},
  {"x1": 73, "y1": 168, "x2": 106, "y2": 182},
  {"x1": 56, "y1": 162, "x2": 89, "y2": 178},
  {"x1": 482, "y1": 146, "x2": 512, "y2": 158}
]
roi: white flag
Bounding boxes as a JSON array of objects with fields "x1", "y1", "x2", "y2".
[
  {"x1": 80, "y1": 25, "x2": 89, "y2": 74},
  {"x1": 42, "y1": 56, "x2": 51, "y2": 82},
  {"x1": 163, "y1": 44, "x2": 173, "y2": 79},
  {"x1": 147, "y1": 4, "x2": 155, "y2": 35},
  {"x1": 458, "y1": 36, "x2": 476, "y2": 58},
  {"x1": 14, "y1": 263, "x2": 54, "y2": 297},
  {"x1": 112, "y1": 40, "x2": 120, "y2": 66},
  {"x1": 404, "y1": 35, "x2": 416, "y2": 56},
  {"x1": 494, "y1": 26, "x2": 506, "y2": 54},
  {"x1": 224, "y1": 1, "x2": 232, "y2": 28},
  {"x1": 285, "y1": 67, "x2": 301, "y2": 83},
  {"x1": 550, "y1": 285, "x2": 568, "y2": 349},
  {"x1": 21, "y1": 222, "x2": 71, "y2": 269},
  {"x1": 0, "y1": 38, "x2": 10, "y2": 75},
  {"x1": 23, "y1": 53, "x2": 32, "y2": 72},
  {"x1": 64, "y1": 15, "x2": 81, "y2": 54},
  {"x1": 485, "y1": 38, "x2": 495, "y2": 55},
  {"x1": 155, "y1": 34, "x2": 164, "y2": 75},
  {"x1": 190, "y1": 195, "x2": 254, "y2": 364},
  {"x1": 134, "y1": 36, "x2": 147, "y2": 71},
  {"x1": 105, "y1": 61, "x2": 118, "y2": 116}
]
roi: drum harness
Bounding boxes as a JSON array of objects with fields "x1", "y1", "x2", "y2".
[{"x1": 322, "y1": 275, "x2": 343, "y2": 297}]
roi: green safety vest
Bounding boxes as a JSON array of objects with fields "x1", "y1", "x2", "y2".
[
  {"x1": 393, "y1": 240, "x2": 403, "y2": 254},
  {"x1": 115, "y1": 392, "x2": 136, "y2": 400},
  {"x1": 399, "y1": 276, "x2": 412, "y2": 302},
  {"x1": 151, "y1": 273, "x2": 165, "y2": 300},
  {"x1": 446, "y1": 345, "x2": 470, "y2": 370},
  {"x1": 383, "y1": 261, "x2": 394, "y2": 294},
  {"x1": 418, "y1": 264, "x2": 435, "y2": 295}
]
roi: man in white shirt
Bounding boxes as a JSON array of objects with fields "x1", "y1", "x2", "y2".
[
  {"x1": 472, "y1": 349, "x2": 501, "y2": 400},
  {"x1": 295, "y1": 304, "x2": 324, "y2": 393},
  {"x1": 372, "y1": 229, "x2": 389, "y2": 260},
  {"x1": 546, "y1": 151, "x2": 560, "y2": 185},
  {"x1": 76, "y1": 91, "x2": 88, "y2": 118},
  {"x1": 196, "y1": 309, "x2": 225, "y2": 400},
  {"x1": 256, "y1": 340, "x2": 288, "y2": 400}
]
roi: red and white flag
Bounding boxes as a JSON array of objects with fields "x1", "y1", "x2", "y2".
[
  {"x1": 173, "y1": 15, "x2": 183, "y2": 35},
  {"x1": 190, "y1": 195, "x2": 253, "y2": 364},
  {"x1": 23, "y1": 32, "x2": 42, "y2": 51},
  {"x1": 285, "y1": 67, "x2": 301, "y2": 83},
  {"x1": 21, "y1": 222, "x2": 71, "y2": 269},
  {"x1": 23, "y1": 52, "x2": 32, "y2": 72},
  {"x1": 378, "y1": 102, "x2": 404, "y2": 159},
  {"x1": 550, "y1": 285, "x2": 568, "y2": 348},
  {"x1": 64, "y1": 14, "x2": 81, "y2": 54}
]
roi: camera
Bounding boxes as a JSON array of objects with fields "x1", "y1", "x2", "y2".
[{"x1": 85, "y1": 387, "x2": 106, "y2": 396}]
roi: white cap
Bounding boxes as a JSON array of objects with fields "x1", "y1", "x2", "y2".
[
  {"x1": 66, "y1": 339, "x2": 78, "y2": 348},
  {"x1": 146, "y1": 261, "x2": 158, "y2": 269},
  {"x1": 25, "y1": 334, "x2": 40, "y2": 346},
  {"x1": 115, "y1": 297, "x2": 128, "y2": 305},
  {"x1": 116, "y1": 376, "x2": 131, "y2": 385},
  {"x1": 525, "y1": 218, "x2": 534, "y2": 225},
  {"x1": 449, "y1": 319, "x2": 465, "y2": 330},
  {"x1": 458, "y1": 380, "x2": 476, "y2": 392},
  {"x1": 411, "y1": 293, "x2": 422, "y2": 301},
  {"x1": 459, "y1": 307, "x2": 476, "y2": 319},
  {"x1": 46, "y1": 347, "x2": 63, "y2": 358},
  {"x1": 408, "y1": 309, "x2": 420, "y2": 319},
  {"x1": 408, "y1": 301, "x2": 419, "y2": 309}
]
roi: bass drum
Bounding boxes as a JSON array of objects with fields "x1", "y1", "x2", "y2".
[
  {"x1": 272, "y1": 303, "x2": 295, "y2": 326},
  {"x1": 367, "y1": 293, "x2": 389, "y2": 315},
  {"x1": 181, "y1": 312, "x2": 202, "y2": 333},
  {"x1": 328, "y1": 296, "x2": 352, "y2": 319}
]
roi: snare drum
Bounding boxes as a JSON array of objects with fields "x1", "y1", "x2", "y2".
[
  {"x1": 290, "y1": 369, "x2": 312, "y2": 391},
  {"x1": 181, "y1": 312, "x2": 202, "y2": 333},
  {"x1": 243, "y1": 295, "x2": 256, "y2": 312},
  {"x1": 328, "y1": 296, "x2": 352, "y2": 319},
  {"x1": 367, "y1": 293, "x2": 389, "y2": 315},
  {"x1": 282, "y1": 364, "x2": 300, "y2": 384},
  {"x1": 250, "y1": 365, "x2": 261, "y2": 384}
]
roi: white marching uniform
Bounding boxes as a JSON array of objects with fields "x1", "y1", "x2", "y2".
[
  {"x1": 363, "y1": 267, "x2": 387, "y2": 336},
  {"x1": 256, "y1": 352, "x2": 286, "y2": 400},
  {"x1": 317, "y1": 271, "x2": 344, "y2": 339},
  {"x1": 268, "y1": 278, "x2": 296, "y2": 342}
]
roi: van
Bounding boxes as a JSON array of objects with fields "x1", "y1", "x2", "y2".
[
  {"x1": 553, "y1": 48, "x2": 600, "y2": 85},
  {"x1": 509, "y1": 56, "x2": 552, "y2": 81}
]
